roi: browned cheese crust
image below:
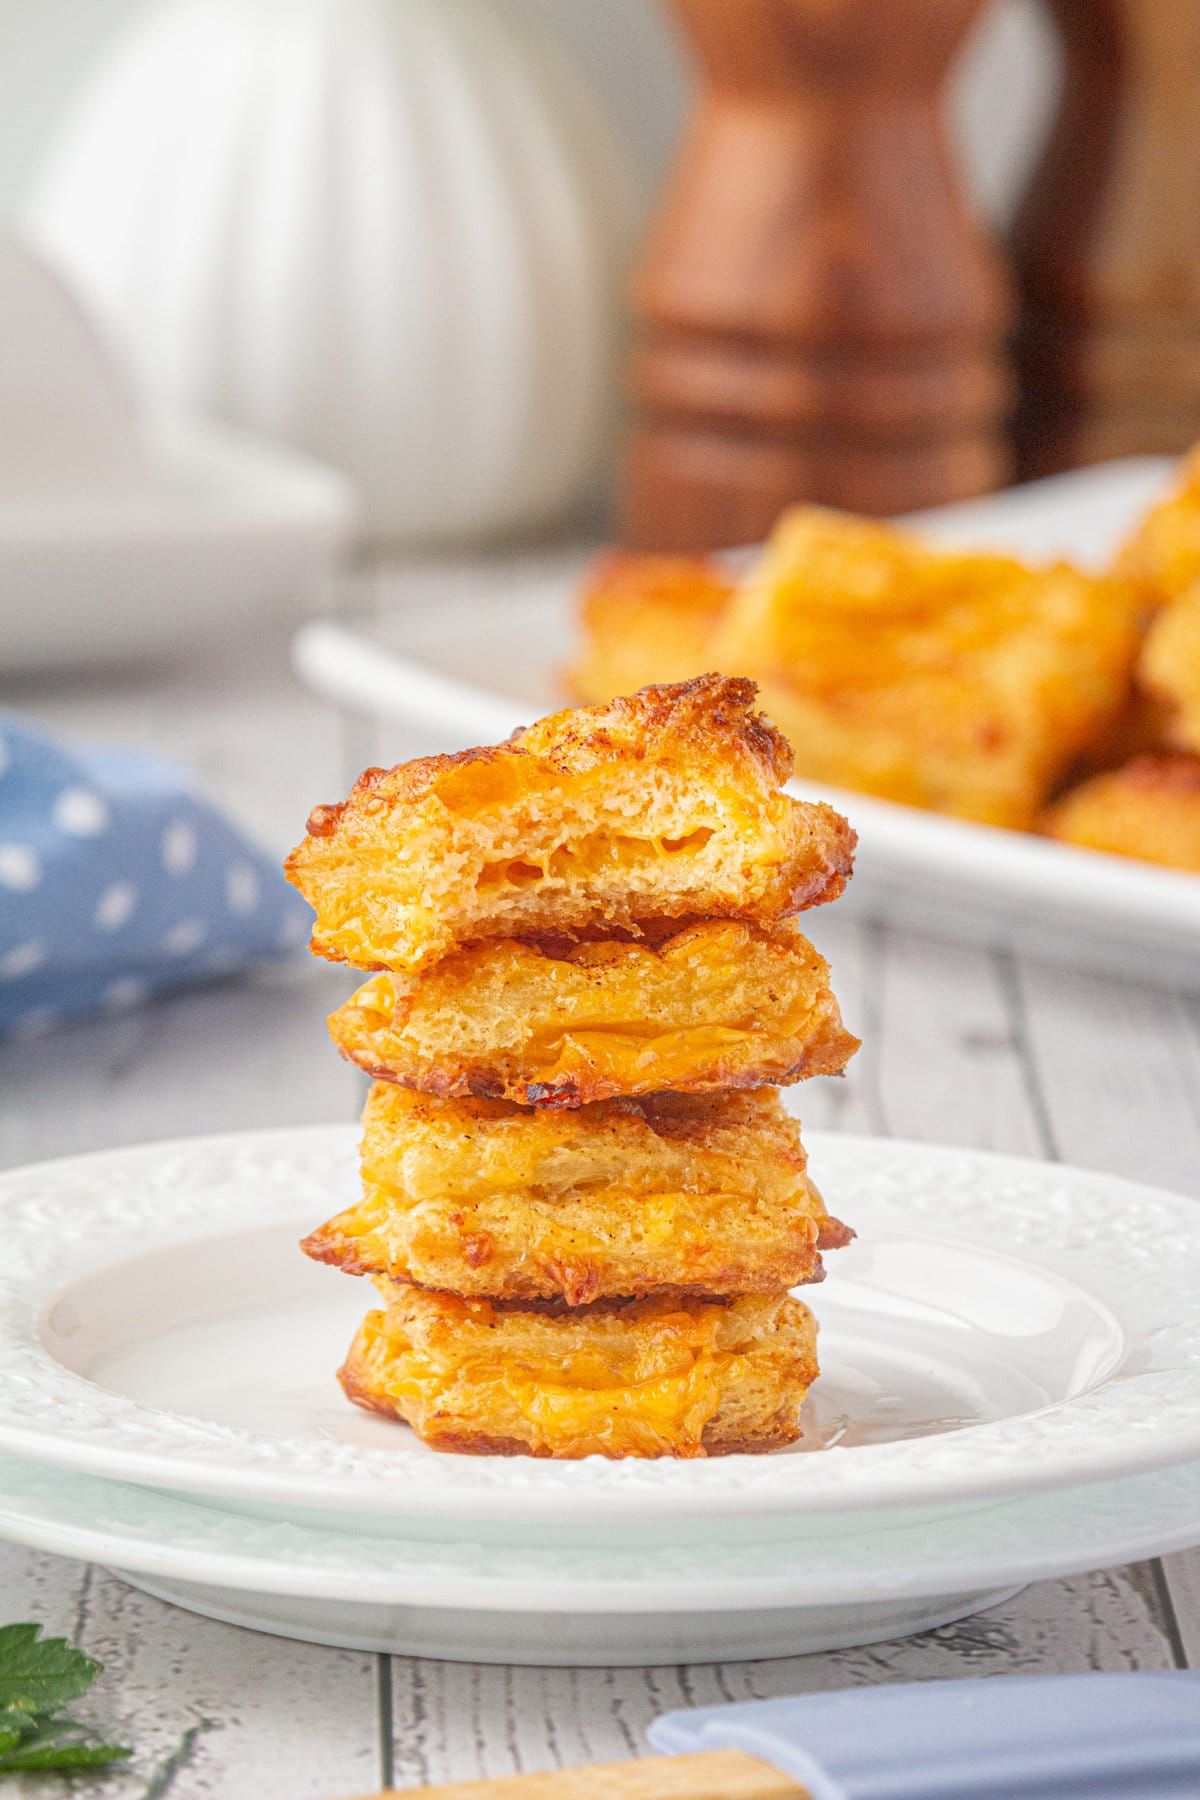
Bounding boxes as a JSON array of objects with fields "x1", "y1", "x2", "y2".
[
  {"x1": 339, "y1": 1285, "x2": 819, "y2": 1458},
  {"x1": 327, "y1": 918, "x2": 858, "y2": 1107},
  {"x1": 1041, "y1": 753, "x2": 1200, "y2": 873},
  {"x1": 284, "y1": 675, "x2": 855, "y2": 972},
  {"x1": 304, "y1": 1082, "x2": 851, "y2": 1304},
  {"x1": 706, "y1": 508, "x2": 1142, "y2": 831}
]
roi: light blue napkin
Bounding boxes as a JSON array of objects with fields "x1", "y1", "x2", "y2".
[
  {"x1": 0, "y1": 710, "x2": 312, "y2": 1035},
  {"x1": 648, "y1": 1673, "x2": 1200, "y2": 1799}
]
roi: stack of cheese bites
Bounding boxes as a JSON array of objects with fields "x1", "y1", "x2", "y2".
[{"x1": 286, "y1": 676, "x2": 859, "y2": 1459}]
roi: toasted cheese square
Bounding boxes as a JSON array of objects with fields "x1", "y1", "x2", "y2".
[
  {"x1": 1115, "y1": 446, "x2": 1200, "y2": 609},
  {"x1": 567, "y1": 552, "x2": 732, "y2": 705},
  {"x1": 284, "y1": 676, "x2": 855, "y2": 972},
  {"x1": 708, "y1": 507, "x2": 1140, "y2": 829},
  {"x1": 1139, "y1": 585, "x2": 1200, "y2": 755},
  {"x1": 304, "y1": 1083, "x2": 850, "y2": 1305},
  {"x1": 1041, "y1": 754, "x2": 1200, "y2": 873},
  {"x1": 340, "y1": 1284, "x2": 819, "y2": 1458},
  {"x1": 327, "y1": 918, "x2": 857, "y2": 1108}
]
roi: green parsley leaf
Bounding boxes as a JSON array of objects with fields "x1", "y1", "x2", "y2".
[
  {"x1": 0, "y1": 1625, "x2": 100, "y2": 1714},
  {"x1": 0, "y1": 1738, "x2": 132, "y2": 1772},
  {"x1": 0, "y1": 1707, "x2": 40, "y2": 1753},
  {"x1": 0, "y1": 1625, "x2": 132, "y2": 1775}
]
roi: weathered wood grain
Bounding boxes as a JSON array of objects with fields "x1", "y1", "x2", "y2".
[
  {"x1": 0, "y1": 1545, "x2": 381, "y2": 1800},
  {"x1": 0, "y1": 961, "x2": 362, "y2": 1172},
  {"x1": 1158, "y1": 1551, "x2": 1200, "y2": 1666},
  {"x1": 360, "y1": 1750, "x2": 806, "y2": 1800},
  {"x1": 1004, "y1": 955, "x2": 1200, "y2": 1655},
  {"x1": 1008, "y1": 959, "x2": 1200, "y2": 1197}
]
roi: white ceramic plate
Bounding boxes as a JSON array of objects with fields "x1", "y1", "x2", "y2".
[
  {"x1": 2, "y1": 1124, "x2": 1200, "y2": 1537},
  {"x1": 292, "y1": 457, "x2": 1200, "y2": 991},
  {"x1": 0, "y1": 415, "x2": 356, "y2": 671},
  {"x1": 1, "y1": 1451, "x2": 1198, "y2": 1664}
]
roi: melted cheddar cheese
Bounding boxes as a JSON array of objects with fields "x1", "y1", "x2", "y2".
[{"x1": 339, "y1": 1287, "x2": 818, "y2": 1459}]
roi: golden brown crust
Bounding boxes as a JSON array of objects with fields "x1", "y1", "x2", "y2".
[
  {"x1": 509, "y1": 674, "x2": 794, "y2": 787},
  {"x1": 284, "y1": 676, "x2": 855, "y2": 972},
  {"x1": 1041, "y1": 753, "x2": 1200, "y2": 872},
  {"x1": 304, "y1": 1082, "x2": 846, "y2": 1303},
  {"x1": 705, "y1": 508, "x2": 1140, "y2": 829},
  {"x1": 326, "y1": 919, "x2": 858, "y2": 1108},
  {"x1": 1114, "y1": 446, "x2": 1200, "y2": 610},
  {"x1": 1138, "y1": 583, "x2": 1200, "y2": 754},
  {"x1": 301, "y1": 675, "x2": 793, "y2": 838},
  {"x1": 338, "y1": 1286, "x2": 818, "y2": 1458}
]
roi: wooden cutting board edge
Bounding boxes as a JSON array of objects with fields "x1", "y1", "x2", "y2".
[{"x1": 336, "y1": 1748, "x2": 810, "y2": 1798}]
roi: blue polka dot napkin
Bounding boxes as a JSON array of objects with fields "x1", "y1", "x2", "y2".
[{"x1": 0, "y1": 711, "x2": 313, "y2": 1036}]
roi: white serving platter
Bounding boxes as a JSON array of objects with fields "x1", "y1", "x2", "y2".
[
  {"x1": 0, "y1": 1449, "x2": 1197, "y2": 1663},
  {"x1": 3, "y1": 1123, "x2": 1200, "y2": 1537},
  {"x1": 0, "y1": 415, "x2": 356, "y2": 671},
  {"x1": 292, "y1": 456, "x2": 1200, "y2": 991}
]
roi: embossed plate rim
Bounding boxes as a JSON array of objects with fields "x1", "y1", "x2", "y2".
[
  {"x1": 0, "y1": 1449, "x2": 1198, "y2": 1611},
  {"x1": 2, "y1": 1124, "x2": 1200, "y2": 1524}
]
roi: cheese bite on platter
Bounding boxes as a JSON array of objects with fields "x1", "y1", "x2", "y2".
[
  {"x1": 570, "y1": 551, "x2": 734, "y2": 705},
  {"x1": 1138, "y1": 585, "x2": 1200, "y2": 755},
  {"x1": 1041, "y1": 754, "x2": 1200, "y2": 873},
  {"x1": 709, "y1": 508, "x2": 1141, "y2": 830}
]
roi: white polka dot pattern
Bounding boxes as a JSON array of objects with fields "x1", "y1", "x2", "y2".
[
  {"x1": 225, "y1": 863, "x2": 259, "y2": 914},
  {"x1": 0, "y1": 845, "x2": 40, "y2": 891},
  {"x1": 52, "y1": 787, "x2": 109, "y2": 837},
  {"x1": 0, "y1": 942, "x2": 44, "y2": 980},
  {"x1": 162, "y1": 819, "x2": 198, "y2": 875},
  {"x1": 0, "y1": 709, "x2": 313, "y2": 1035},
  {"x1": 162, "y1": 918, "x2": 207, "y2": 956},
  {"x1": 95, "y1": 881, "x2": 138, "y2": 932}
]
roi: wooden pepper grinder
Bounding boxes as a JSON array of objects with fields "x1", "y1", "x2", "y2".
[
  {"x1": 620, "y1": 0, "x2": 1013, "y2": 550},
  {"x1": 1013, "y1": 0, "x2": 1200, "y2": 477}
]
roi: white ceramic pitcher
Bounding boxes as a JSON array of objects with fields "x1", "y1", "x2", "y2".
[{"x1": 25, "y1": 0, "x2": 635, "y2": 543}]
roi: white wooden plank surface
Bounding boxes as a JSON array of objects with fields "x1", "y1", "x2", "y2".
[
  {"x1": 1011, "y1": 960, "x2": 1200, "y2": 1196},
  {"x1": 2, "y1": 569, "x2": 1197, "y2": 1799},
  {"x1": 1159, "y1": 1551, "x2": 1200, "y2": 1668},
  {"x1": 0, "y1": 961, "x2": 362, "y2": 1171},
  {"x1": 0, "y1": 1544, "x2": 380, "y2": 1799}
]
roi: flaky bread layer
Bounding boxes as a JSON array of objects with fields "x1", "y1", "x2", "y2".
[
  {"x1": 303, "y1": 1084, "x2": 851, "y2": 1303},
  {"x1": 1041, "y1": 754, "x2": 1200, "y2": 872},
  {"x1": 306, "y1": 1177, "x2": 836, "y2": 1304},
  {"x1": 339, "y1": 1286, "x2": 819, "y2": 1458},
  {"x1": 285, "y1": 676, "x2": 855, "y2": 972},
  {"x1": 328, "y1": 919, "x2": 858, "y2": 1107}
]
